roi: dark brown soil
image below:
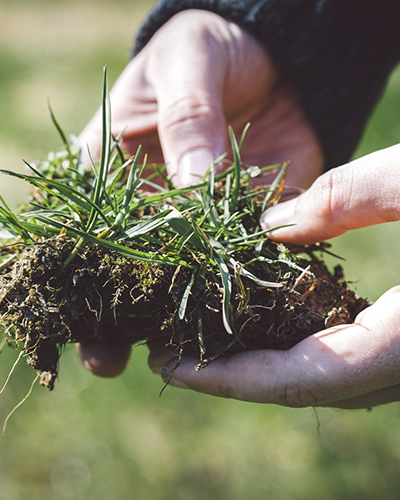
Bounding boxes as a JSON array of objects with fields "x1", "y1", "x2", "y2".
[{"x1": 0, "y1": 236, "x2": 370, "y2": 390}]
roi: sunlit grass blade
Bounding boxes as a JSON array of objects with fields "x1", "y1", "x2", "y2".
[
  {"x1": 105, "y1": 155, "x2": 131, "y2": 192},
  {"x1": 214, "y1": 251, "x2": 233, "y2": 334},
  {"x1": 140, "y1": 175, "x2": 169, "y2": 193},
  {"x1": 226, "y1": 228, "x2": 271, "y2": 246},
  {"x1": 117, "y1": 166, "x2": 237, "y2": 219},
  {"x1": 115, "y1": 146, "x2": 144, "y2": 230},
  {"x1": 227, "y1": 257, "x2": 282, "y2": 288},
  {"x1": 229, "y1": 127, "x2": 241, "y2": 213},
  {"x1": 223, "y1": 173, "x2": 232, "y2": 224},
  {"x1": 124, "y1": 208, "x2": 173, "y2": 238},
  {"x1": 178, "y1": 269, "x2": 196, "y2": 320},
  {"x1": 2, "y1": 218, "x2": 60, "y2": 239},
  {"x1": 150, "y1": 163, "x2": 175, "y2": 191},
  {"x1": 110, "y1": 129, "x2": 126, "y2": 165},
  {"x1": 239, "y1": 123, "x2": 251, "y2": 153},
  {"x1": 161, "y1": 206, "x2": 204, "y2": 251},
  {"x1": 87, "y1": 66, "x2": 112, "y2": 232},
  {"x1": 0, "y1": 195, "x2": 32, "y2": 242},
  {"x1": 0, "y1": 168, "x2": 111, "y2": 228},
  {"x1": 203, "y1": 163, "x2": 221, "y2": 228},
  {"x1": 47, "y1": 100, "x2": 74, "y2": 168},
  {"x1": 33, "y1": 215, "x2": 192, "y2": 267},
  {"x1": 262, "y1": 161, "x2": 288, "y2": 211}
]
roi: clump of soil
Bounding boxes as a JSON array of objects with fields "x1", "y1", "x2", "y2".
[
  {"x1": 0, "y1": 77, "x2": 371, "y2": 391},
  {"x1": 0, "y1": 123, "x2": 371, "y2": 391},
  {"x1": 0, "y1": 233, "x2": 369, "y2": 390}
]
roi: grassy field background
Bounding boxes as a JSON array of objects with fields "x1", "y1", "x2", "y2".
[{"x1": 2, "y1": 1, "x2": 400, "y2": 499}]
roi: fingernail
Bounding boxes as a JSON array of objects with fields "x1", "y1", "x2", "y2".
[
  {"x1": 260, "y1": 198, "x2": 297, "y2": 232},
  {"x1": 178, "y1": 149, "x2": 214, "y2": 186}
]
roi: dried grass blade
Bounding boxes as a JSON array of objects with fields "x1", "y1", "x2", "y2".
[
  {"x1": 228, "y1": 257, "x2": 282, "y2": 288},
  {"x1": 262, "y1": 161, "x2": 288, "y2": 211}
]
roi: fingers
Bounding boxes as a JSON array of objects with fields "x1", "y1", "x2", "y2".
[
  {"x1": 261, "y1": 144, "x2": 400, "y2": 245},
  {"x1": 78, "y1": 340, "x2": 132, "y2": 378},
  {"x1": 79, "y1": 11, "x2": 231, "y2": 182},
  {"x1": 149, "y1": 286, "x2": 400, "y2": 408},
  {"x1": 81, "y1": 10, "x2": 307, "y2": 187},
  {"x1": 145, "y1": 11, "x2": 232, "y2": 185}
]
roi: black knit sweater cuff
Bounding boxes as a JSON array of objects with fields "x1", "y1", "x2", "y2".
[{"x1": 133, "y1": 0, "x2": 400, "y2": 170}]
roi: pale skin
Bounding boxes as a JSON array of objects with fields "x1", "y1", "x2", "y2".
[
  {"x1": 78, "y1": 10, "x2": 400, "y2": 409},
  {"x1": 80, "y1": 10, "x2": 323, "y2": 189}
]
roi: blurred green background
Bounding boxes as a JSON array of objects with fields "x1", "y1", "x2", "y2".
[{"x1": 1, "y1": 1, "x2": 400, "y2": 499}]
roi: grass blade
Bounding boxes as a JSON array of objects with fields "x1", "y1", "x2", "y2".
[
  {"x1": 178, "y1": 270, "x2": 196, "y2": 320},
  {"x1": 162, "y1": 206, "x2": 204, "y2": 250},
  {"x1": 115, "y1": 146, "x2": 144, "y2": 230},
  {"x1": 228, "y1": 257, "x2": 282, "y2": 288},
  {"x1": 87, "y1": 66, "x2": 112, "y2": 231},
  {"x1": 215, "y1": 252, "x2": 233, "y2": 334},
  {"x1": 239, "y1": 123, "x2": 251, "y2": 153},
  {"x1": 47, "y1": 100, "x2": 74, "y2": 168},
  {"x1": 0, "y1": 169, "x2": 111, "y2": 228},
  {"x1": 0, "y1": 195, "x2": 32, "y2": 242},
  {"x1": 34, "y1": 214, "x2": 192, "y2": 267},
  {"x1": 228, "y1": 127, "x2": 241, "y2": 214},
  {"x1": 262, "y1": 162, "x2": 288, "y2": 211}
]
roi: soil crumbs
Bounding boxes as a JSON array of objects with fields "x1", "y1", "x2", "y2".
[{"x1": 0, "y1": 237, "x2": 369, "y2": 390}]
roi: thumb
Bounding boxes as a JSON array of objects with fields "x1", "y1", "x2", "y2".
[
  {"x1": 146, "y1": 13, "x2": 230, "y2": 186},
  {"x1": 261, "y1": 144, "x2": 400, "y2": 245}
]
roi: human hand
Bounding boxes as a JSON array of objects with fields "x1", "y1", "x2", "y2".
[
  {"x1": 78, "y1": 9, "x2": 324, "y2": 377},
  {"x1": 80, "y1": 9, "x2": 323, "y2": 189},
  {"x1": 148, "y1": 144, "x2": 400, "y2": 409}
]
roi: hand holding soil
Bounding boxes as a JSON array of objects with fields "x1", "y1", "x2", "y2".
[
  {"x1": 78, "y1": 9, "x2": 324, "y2": 379},
  {"x1": 147, "y1": 145, "x2": 400, "y2": 409},
  {"x1": 2, "y1": 9, "x2": 394, "y2": 407}
]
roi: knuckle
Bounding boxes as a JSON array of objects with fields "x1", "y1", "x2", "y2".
[
  {"x1": 307, "y1": 167, "x2": 351, "y2": 228},
  {"x1": 160, "y1": 94, "x2": 221, "y2": 134},
  {"x1": 214, "y1": 359, "x2": 240, "y2": 400}
]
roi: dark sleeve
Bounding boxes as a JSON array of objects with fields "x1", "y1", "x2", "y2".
[{"x1": 133, "y1": 1, "x2": 400, "y2": 170}]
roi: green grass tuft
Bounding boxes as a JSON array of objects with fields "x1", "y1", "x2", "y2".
[{"x1": 0, "y1": 69, "x2": 298, "y2": 334}]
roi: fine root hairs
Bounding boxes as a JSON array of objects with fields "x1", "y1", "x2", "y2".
[
  {"x1": 0, "y1": 350, "x2": 23, "y2": 396},
  {"x1": 0, "y1": 373, "x2": 39, "y2": 449}
]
